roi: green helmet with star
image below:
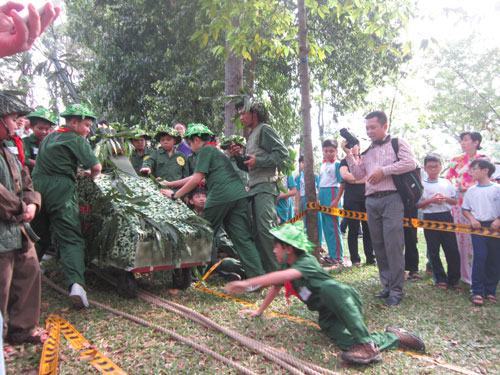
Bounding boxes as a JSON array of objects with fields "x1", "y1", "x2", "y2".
[
  {"x1": 60, "y1": 104, "x2": 97, "y2": 120},
  {"x1": 270, "y1": 221, "x2": 315, "y2": 253},
  {"x1": 26, "y1": 106, "x2": 58, "y2": 126},
  {"x1": 184, "y1": 123, "x2": 214, "y2": 139},
  {"x1": 0, "y1": 91, "x2": 31, "y2": 117},
  {"x1": 154, "y1": 125, "x2": 181, "y2": 144}
]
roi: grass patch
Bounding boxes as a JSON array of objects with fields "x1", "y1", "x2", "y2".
[{"x1": 7, "y1": 233, "x2": 499, "y2": 374}]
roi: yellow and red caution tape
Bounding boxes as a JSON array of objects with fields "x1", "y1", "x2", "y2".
[
  {"x1": 303, "y1": 202, "x2": 499, "y2": 238},
  {"x1": 194, "y1": 261, "x2": 319, "y2": 329},
  {"x1": 39, "y1": 314, "x2": 126, "y2": 375}
]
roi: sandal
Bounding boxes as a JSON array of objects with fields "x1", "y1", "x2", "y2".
[
  {"x1": 436, "y1": 282, "x2": 448, "y2": 290},
  {"x1": 486, "y1": 295, "x2": 497, "y2": 304},
  {"x1": 7, "y1": 326, "x2": 49, "y2": 345},
  {"x1": 471, "y1": 295, "x2": 484, "y2": 306}
]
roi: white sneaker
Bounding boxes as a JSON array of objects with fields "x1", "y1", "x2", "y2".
[{"x1": 69, "y1": 283, "x2": 89, "y2": 308}]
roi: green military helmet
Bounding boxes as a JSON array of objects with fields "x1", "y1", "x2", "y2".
[
  {"x1": 270, "y1": 221, "x2": 315, "y2": 253},
  {"x1": 220, "y1": 134, "x2": 246, "y2": 150},
  {"x1": 229, "y1": 135, "x2": 246, "y2": 147},
  {"x1": 129, "y1": 125, "x2": 151, "y2": 140},
  {"x1": 184, "y1": 123, "x2": 214, "y2": 138},
  {"x1": 26, "y1": 106, "x2": 58, "y2": 125},
  {"x1": 60, "y1": 103, "x2": 97, "y2": 120},
  {"x1": 154, "y1": 125, "x2": 181, "y2": 144},
  {"x1": 0, "y1": 91, "x2": 32, "y2": 117}
]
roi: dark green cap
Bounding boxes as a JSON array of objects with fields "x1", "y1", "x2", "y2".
[
  {"x1": 26, "y1": 106, "x2": 58, "y2": 125},
  {"x1": 154, "y1": 125, "x2": 181, "y2": 144},
  {"x1": 270, "y1": 221, "x2": 315, "y2": 253},
  {"x1": 60, "y1": 104, "x2": 97, "y2": 120},
  {"x1": 184, "y1": 123, "x2": 214, "y2": 138}
]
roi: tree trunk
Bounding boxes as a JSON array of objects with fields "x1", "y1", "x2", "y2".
[
  {"x1": 297, "y1": 0, "x2": 319, "y2": 253},
  {"x1": 224, "y1": 19, "x2": 243, "y2": 136},
  {"x1": 318, "y1": 89, "x2": 325, "y2": 143}
]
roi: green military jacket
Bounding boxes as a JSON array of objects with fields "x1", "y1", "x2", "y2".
[
  {"x1": 130, "y1": 148, "x2": 151, "y2": 174},
  {"x1": 0, "y1": 146, "x2": 41, "y2": 252},
  {"x1": 245, "y1": 123, "x2": 288, "y2": 196},
  {"x1": 23, "y1": 133, "x2": 41, "y2": 168},
  {"x1": 143, "y1": 148, "x2": 188, "y2": 181},
  {"x1": 288, "y1": 253, "x2": 335, "y2": 311},
  {"x1": 32, "y1": 128, "x2": 99, "y2": 181}
]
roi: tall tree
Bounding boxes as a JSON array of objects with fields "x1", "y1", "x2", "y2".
[
  {"x1": 297, "y1": 0, "x2": 319, "y2": 247},
  {"x1": 428, "y1": 38, "x2": 500, "y2": 141}
]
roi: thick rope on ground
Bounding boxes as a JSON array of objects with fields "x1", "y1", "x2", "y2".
[
  {"x1": 42, "y1": 276, "x2": 257, "y2": 375},
  {"x1": 138, "y1": 289, "x2": 337, "y2": 375}
]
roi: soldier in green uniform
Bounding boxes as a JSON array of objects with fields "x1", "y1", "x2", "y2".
[
  {"x1": 32, "y1": 104, "x2": 102, "y2": 308},
  {"x1": 236, "y1": 101, "x2": 288, "y2": 273},
  {"x1": 128, "y1": 127, "x2": 151, "y2": 174},
  {"x1": 140, "y1": 125, "x2": 188, "y2": 182},
  {"x1": 221, "y1": 134, "x2": 249, "y2": 186},
  {"x1": 162, "y1": 124, "x2": 265, "y2": 278},
  {"x1": 225, "y1": 221, "x2": 426, "y2": 365},
  {"x1": 23, "y1": 106, "x2": 57, "y2": 171}
]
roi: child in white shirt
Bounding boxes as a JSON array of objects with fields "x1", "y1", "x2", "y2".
[
  {"x1": 462, "y1": 159, "x2": 500, "y2": 306},
  {"x1": 417, "y1": 154, "x2": 460, "y2": 289}
]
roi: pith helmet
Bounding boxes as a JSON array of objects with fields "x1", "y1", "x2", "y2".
[
  {"x1": 60, "y1": 104, "x2": 97, "y2": 120},
  {"x1": 184, "y1": 123, "x2": 214, "y2": 138},
  {"x1": 129, "y1": 125, "x2": 151, "y2": 140},
  {"x1": 270, "y1": 221, "x2": 315, "y2": 253},
  {"x1": 0, "y1": 91, "x2": 31, "y2": 117},
  {"x1": 154, "y1": 125, "x2": 181, "y2": 144},
  {"x1": 26, "y1": 106, "x2": 58, "y2": 125}
]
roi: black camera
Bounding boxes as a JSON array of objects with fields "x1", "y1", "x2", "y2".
[{"x1": 339, "y1": 128, "x2": 359, "y2": 149}]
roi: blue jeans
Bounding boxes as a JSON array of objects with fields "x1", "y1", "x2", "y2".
[
  {"x1": 319, "y1": 187, "x2": 344, "y2": 260},
  {"x1": 470, "y1": 221, "x2": 500, "y2": 296}
]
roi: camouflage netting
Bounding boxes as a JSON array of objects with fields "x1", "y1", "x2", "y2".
[{"x1": 77, "y1": 171, "x2": 213, "y2": 271}]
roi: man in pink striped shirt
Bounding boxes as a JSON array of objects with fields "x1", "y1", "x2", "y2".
[{"x1": 343, "y1": 111, "x2": 416, "y2": 306}]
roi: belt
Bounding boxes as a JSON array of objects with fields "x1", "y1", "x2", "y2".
[{"x1": 367, "y1": 190, "x2": 397, "y2": 198}]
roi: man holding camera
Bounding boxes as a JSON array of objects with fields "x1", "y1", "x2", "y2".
[{"x1": 342, "y1": 111, "x2": 416, "y2": 306}]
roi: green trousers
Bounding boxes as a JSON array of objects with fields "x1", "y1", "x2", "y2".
[
  {"x1": 32, "y1": 175, "x2": 86, "y2": 288},
  {"x1": 249, "y1": 192, "x2": 279, "y2": 273},
  {"x1": 204, "y1": 198, "x2": 265, "y2": 278},
  {"x1": 317, "y1": 280, "x2": 399, "y2": 351}
]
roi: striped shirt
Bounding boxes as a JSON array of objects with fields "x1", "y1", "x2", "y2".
[{"x1": 346, "y1": 135, "x2": 416, "y2": 196}]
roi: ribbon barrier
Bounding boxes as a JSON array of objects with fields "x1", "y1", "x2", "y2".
[
  {"x1": 38, "y1": 314, "x2": 126, "y2": 375},
  {"x1": 38, "y1": 316, "x2": 61, "y2": 375},
  {"x1": 302, "y1": 202, "x2": 500, "y2": 239}
]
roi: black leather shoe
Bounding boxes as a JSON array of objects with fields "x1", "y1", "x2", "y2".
[
  {"x1": 386, "y1": 326, "x2": 425, "y2": 352},
  {"x1": 384, "y1": 296, "x2": 401, "y2": 306},
  {"x1": 375, "y1": 290, "x2": 390, "y2": 298}
]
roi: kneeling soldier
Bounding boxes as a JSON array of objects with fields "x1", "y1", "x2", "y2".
[{"x1": 224, "y1": 221, "x2": 426, "y2": 365}]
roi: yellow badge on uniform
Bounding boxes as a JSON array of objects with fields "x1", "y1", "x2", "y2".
[
  {"x1": 144, "y1": 155, "x2": 151, "y2": 161},
  {"x1": 176, "y1": 156, "x2": 185, "y2": 166}
]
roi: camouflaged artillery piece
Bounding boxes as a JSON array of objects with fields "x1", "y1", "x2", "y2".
[{"x1": 76, "y1": 130, "x2": 213, "y2": 297}]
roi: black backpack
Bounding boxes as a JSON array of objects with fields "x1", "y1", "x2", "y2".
[{"x1": 391, "y1": 138, "x2": 423, "y2": 212}]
